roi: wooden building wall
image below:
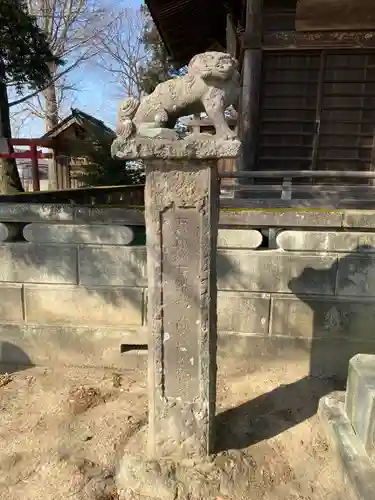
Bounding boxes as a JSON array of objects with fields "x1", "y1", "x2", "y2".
[
  {"x1": 239, "y1": 0, "x2": 375, "y2": 185},
  {"x1": 52, "y1": 122, "x2": 112, "y2": 190}
]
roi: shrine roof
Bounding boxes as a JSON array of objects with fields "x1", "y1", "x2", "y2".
[{"x1": 144, "y1": 0, "x2": 243, "y2": 65}]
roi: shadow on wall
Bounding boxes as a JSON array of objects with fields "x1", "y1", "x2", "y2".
[
  {"x1": 289, "y1": 245, "x2": 375, "y2": 379},
  {"x1": 216, "y1": 245, "x2": 375, "y2": 452},
  {"x1": 0, "y1": 341, "x2": 34, "y2": 374}
]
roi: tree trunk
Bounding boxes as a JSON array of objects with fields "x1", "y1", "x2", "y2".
[
  {"x1": 43, "y1": 77, "x2": 59, "y2": 189},
  {"x1": 43, "y1": 81, "x2": 58, "y2": 133},
  {"x1": 0, "y1": 60, "x2": 24, "y2": 194}
]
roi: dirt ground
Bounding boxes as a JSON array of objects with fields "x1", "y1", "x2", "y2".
[{"x1": 0, "y1": 356, "x2": 347, "y2": 500}]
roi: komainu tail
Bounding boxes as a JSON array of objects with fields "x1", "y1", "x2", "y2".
[{"x1": 116, "y1": 97, "x2": 140, "y2": 139}]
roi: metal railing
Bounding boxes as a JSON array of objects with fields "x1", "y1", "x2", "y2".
[
  {"x1": 1, "y1": 169, "x2": 375, "y2": 210},
  {"x1": 219, "y1": 170, "x2": 375, "y2": 209},
  {"x1": 0, "y1": 185, "x2": 145, "y2": 206},
  {"x1": 220, "y1": 170, "x2": 375, "y2": 179}
]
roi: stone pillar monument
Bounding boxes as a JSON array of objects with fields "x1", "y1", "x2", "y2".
[
  {"x1": 145, "y1": 157, "x2": 219, "y2": 458},
  {"x1": 112, "y1": 50, "x2": 241, "y2": 459},
  {"x1": 113, "y1": 139, "x2": 240, "y2": 459}
]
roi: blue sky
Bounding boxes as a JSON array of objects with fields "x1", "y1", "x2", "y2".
[{"x1": 11, "y1": 0, "x2": 142, "y2": 138}]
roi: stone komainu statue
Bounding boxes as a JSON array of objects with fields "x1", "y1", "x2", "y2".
[{"x1": 117, "y1": 51, "x2": 240, "y2": 141}]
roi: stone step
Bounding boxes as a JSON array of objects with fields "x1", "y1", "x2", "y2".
[
  {"x1": 345, "y1": 354, "x2": 375, "y2": 462},
  {"x1": 319, "y1": 391, "x2": 375, "y2": 500}
]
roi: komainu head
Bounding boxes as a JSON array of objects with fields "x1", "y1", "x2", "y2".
[{"x1": 188, "y1": 51, "x2": 239, "y2": 82}]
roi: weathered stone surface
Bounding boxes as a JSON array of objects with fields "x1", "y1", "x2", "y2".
[
  {"x1": 23, "y1": 223, "x2": 134, "y2": 245},
  {"x1": 0, "y1": 323, "x2": 147, "y2": 369},
  {"x1": 78, "y1": 246, "x2": 147, "y2": 286},
  {"x1": 311, "y1": 339, "x2": 375, "y2": 379},
  {"x1": 344, "y1": 211, "x2": 375, "y2": 229},
  {"x1": 277, "y1": 230, "x2": 375, "y2": 252},
  {"x1": 319, "y1": 391, "x2": 375, "y2": 500},
  {"x1": 217, "y1": 229, "x2": 262, "y2": 249},
  {"x1": 145, "y1": 159, "x2": 218, "y2": 458},
  {"x1": 218, "y1": 333, "x2": 311, "y2": 371},
  {"x1": 116, "y1": 456, "x2": 177, "y2": 500},
  {"x1": 161, "y1": 207, "x2": 201, "y2": 401},
  {"x1": 220, "y1": 209, "x2": 343, "y2": 228},
  {"x1": 271, "y1": 295, "x2": 375, "y2": 339},
  {"x1": 14, "y1": 207, "x2": 345, "y2": 229},
  {"x1": 0, "y1": 203, "x2": 73, "y2": 222},
  {"x1": 337, "y1": 254, "x2": 375, "y2": 296},
  {"x1": 115, "y1": 51, "x2": 239, "y2": 145},
  {"x1": 218, "y1": 292, "x2": 270, "y2": 334},
  {"x1": 0, "y1": 284, "x2": 23, "y2": 321},
  {"x1": 24, "y1": 285, "x2": 144, "y2": 326},
  {"x1": 0, "y1": 223, "x2": 22, "y2": 242},
  {"x1": 217, "y1": 250, "x2": 337, "y2": 294},
  {"x1": 15, "y1": 207, "x2": 344, "y2": 229},
  {"x1": 74, "y1": 207, "x2": 144, "y2": 225},
  {"x1": 218, "y1": 333, "x2": 375, "y2": 380},
  {"x1": 113, "y1": 136, "x2": 241, "y2": 160},
  {"x1": 345, "y1": 354, "x2": 375, "y2": 462},
  {"x1": 136, "y1": 124, "x2": 179, "y2": 140},
  {"x1": 0, "y1": 244, "x2": 77, "y2": 284}
]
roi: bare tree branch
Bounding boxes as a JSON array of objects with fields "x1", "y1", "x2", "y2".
[
  {"x1": 10, "y1": 107, "x2": 36, "y2": 137},
  {"x1": 14, "y1": 0, "x2": 115, "y2": 131},
  {"x1": 96, "y1": 8, "x2": 148, "y2": 99},
  {"x1": 8, "y1": 58, "x2": 82, "y2": 107}
]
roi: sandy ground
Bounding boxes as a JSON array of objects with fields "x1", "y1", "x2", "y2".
[{"x1": 0, "y1": 356, "x2": 347, "y2": 500}]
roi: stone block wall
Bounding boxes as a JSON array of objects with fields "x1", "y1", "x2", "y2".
[
  {"x1": 217, "y1": 247, "x2": 375, "y2": 379},
  {"x1": 217, "y1": 210, "x2": 375, "y2": 379},
  {"x1": 0, "y1": 203, "x2": 147, "y2": 369},
  {"x1": 1, "y1": 203, "x2": 375, "y2": 379}
]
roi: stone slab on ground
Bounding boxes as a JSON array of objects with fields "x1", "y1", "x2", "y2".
[
  {"x1": 345, "y1": 354, "x2": 375, "y2": 461},
  {"x1": 319, "y1": 391, "x2": 375, "y2": 500}
]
